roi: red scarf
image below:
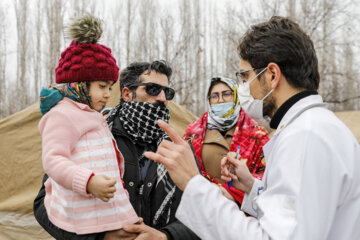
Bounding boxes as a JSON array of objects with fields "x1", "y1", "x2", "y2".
[{"x1": 184, "y1": 108, "x2": 269, "y2": 204}]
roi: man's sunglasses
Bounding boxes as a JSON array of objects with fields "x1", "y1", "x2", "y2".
[{"x1": 127, "y1": 82, "x2": 175, "y2": 100}]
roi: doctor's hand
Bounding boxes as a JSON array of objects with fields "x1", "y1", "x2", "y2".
[
  {"x1": 144, "y1": 120, "x2": 200, "y2": 191},
  {"x1": 220, "y1": 153, "x2": 254, "y2": 194}
]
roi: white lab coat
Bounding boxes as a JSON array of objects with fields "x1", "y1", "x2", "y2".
[{"x1": 176, "y1": 95, "x2": 360, "y2": 240}]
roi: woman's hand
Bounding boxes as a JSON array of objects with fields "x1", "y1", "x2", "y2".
[{"x1": 220, "y1": 153, "x2": 255, "y2": 194}]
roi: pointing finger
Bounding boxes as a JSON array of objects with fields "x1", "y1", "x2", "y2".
[
  {"x1": 157, "y1": 120, "x2": 184, "y2": 145},
  {"x1": 144, "y1": 151, "x2": 172, "y2": 166}
]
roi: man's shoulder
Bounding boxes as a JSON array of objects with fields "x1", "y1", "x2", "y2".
[
  {"x1": 292, "y1": 107, "x2": 345, "y2": 133},
  {"x1": 279, "y1": 107, "x2": 357, "y2": 151}
]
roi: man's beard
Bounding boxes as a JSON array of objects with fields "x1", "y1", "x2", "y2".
[{"x1": 261, "y1": 83, "x2": 276, "y2": 118}]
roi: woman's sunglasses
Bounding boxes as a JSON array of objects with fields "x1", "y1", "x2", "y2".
[{"x1": 127, "y1": 82, "x2": 175, "y2": 100}]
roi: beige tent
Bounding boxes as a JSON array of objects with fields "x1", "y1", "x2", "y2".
[
  {"x1": 334, "y1": 111, "x2": 360, "y2": 143},
  {"x1": 0, "y1": 80, "x2": 197, "y2": 239},
  {"x1": 0, "y1": 80, "x2": 359, "y2": 239}
]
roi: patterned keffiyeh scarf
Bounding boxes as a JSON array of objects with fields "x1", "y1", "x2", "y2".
[
  {"x1": 106, "y1": 101, "x2": 176, "y2": 226},
  {"x1": 109, "y1": 101, "x2": 170, "y2": 144}
]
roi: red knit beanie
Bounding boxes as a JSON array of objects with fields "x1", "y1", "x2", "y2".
[{"x1": 55, "y1": 15, "x2": 119, "y2": 84}]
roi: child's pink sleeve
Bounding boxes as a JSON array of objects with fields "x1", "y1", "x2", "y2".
[{"x1": 39, "y1": 110, "x2": 93, "y2": 196}]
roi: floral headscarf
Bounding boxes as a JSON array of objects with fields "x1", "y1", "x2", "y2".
[
  {"x1": 39, "y1": 82, "x2": 92, "y2": 115},
  {"x1": 207, "y1": 76, "x2": 241, "y2": 132}
]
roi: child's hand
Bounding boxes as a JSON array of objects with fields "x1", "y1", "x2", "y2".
[
  {"x1": 220, "y1": 153, "x2": 254, "y2": 194},
  {"x1": 87, "y1": 174, "x2": 117, "y2": 202}
]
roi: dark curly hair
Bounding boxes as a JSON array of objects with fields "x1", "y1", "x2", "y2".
[
  {"x1": 119, "y1": 60, "x2": 172, "y2": 99},
  {"x1": 238, "y1": 16, "x2": 320, "y2": 91}
]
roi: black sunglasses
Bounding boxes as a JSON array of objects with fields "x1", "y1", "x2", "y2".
[{"x1": 127, "y1": 82, "x2": 175, "y2": 100}]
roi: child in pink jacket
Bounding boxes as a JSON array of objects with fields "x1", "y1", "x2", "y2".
[{"x1": 38, "y1": 15, "x2": 138, "y2": 234}]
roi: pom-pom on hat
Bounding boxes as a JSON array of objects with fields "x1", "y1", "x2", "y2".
[{"x1": 55, "y1": 14, "x2": 119, "y2": 84}]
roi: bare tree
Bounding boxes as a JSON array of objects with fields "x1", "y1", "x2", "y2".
[
  {"x1": 209, "y1": 2, "x2": 215, "y2": 78},
  {"x1": 147, "y1": 1, "x2": 159, "y2": 60},
  {"x1": 125, "y1": 0, "x2": 135, "y2": 65},
  {"x1": 33, "y1": 0, "x2": 43, "y2": 99},
  {"x1": 160, "y1": 8, "x2": 193, "y2": 106},
  {"x1": 71, "y1": 0, "x2": 96, "y2": 16},
  {"x1": 0, "y1": 4, "x2": 7, "y2": 118},
  {"x1": 288, "y1": 0, "x2": 296, "y2": 18},
  {"x1": 326, "y1": 46, "x2": 340, "y2": 110},
  {"x1": 226, "y1": 0, "x2": 359, "y2": 111},
  {"x1": 201, "y1": 0, "x2": 209, "y2": 114},
  {"x1": 160, "y1": 15, "x2": 174, "y2": 62},
  {"x1": 73, "y1": 0, "x2": 85, "y2": 15},
  {"x1": 15, "y1": 0, "x2": 29, "y2": 108},
  {"x1": 109, "y1": 1, "x2": 124, "y2": 69},
  {"x1": 318, "y1": 0, "x2": 331, "y2": 97},
  {"x1": 136, "y1": 0, "x2": 153, "y2": 60},
  {"x1": 343, "y1": 41, "x2": 356, "y2": 110},
  {"x1": 222, "y1": 5, "x2": 243, "y2": 76},
  {"x1": 176, "y1": 0, "x2": 191, "y2": 106},
  {"x1": 45, "y1": 0, "x2": 64, "y2": 85},
  {"x1": 1, "y1": 0, "x2": 360, "y2": 120},
  {"x1": 194, "y1": 0, "x2": 202, "y2": 115}
]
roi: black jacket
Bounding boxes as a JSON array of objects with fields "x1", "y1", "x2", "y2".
[{"x1": 33, "y1": 116, "x2": 200, "y2": 240}]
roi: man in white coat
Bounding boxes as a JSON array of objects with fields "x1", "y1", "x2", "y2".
[{"x1": 143, "y1": 16, "x2": 360, "y2": 240}]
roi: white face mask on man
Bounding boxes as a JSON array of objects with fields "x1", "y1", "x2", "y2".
[{"x1": 237, "y1": 67, "x2": 274, "y2": 120}]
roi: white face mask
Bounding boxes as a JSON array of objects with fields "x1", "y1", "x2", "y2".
[
  {"x1": 238, "y1": 68, "x2": 274, "y2": 120},
  {"x1": 210, "y1": 102, "x2": 234, "y2": 117}
]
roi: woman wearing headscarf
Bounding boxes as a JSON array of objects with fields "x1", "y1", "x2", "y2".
[{"x1": 184, "y1": 76, "x2": 269, "y2": 204}]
